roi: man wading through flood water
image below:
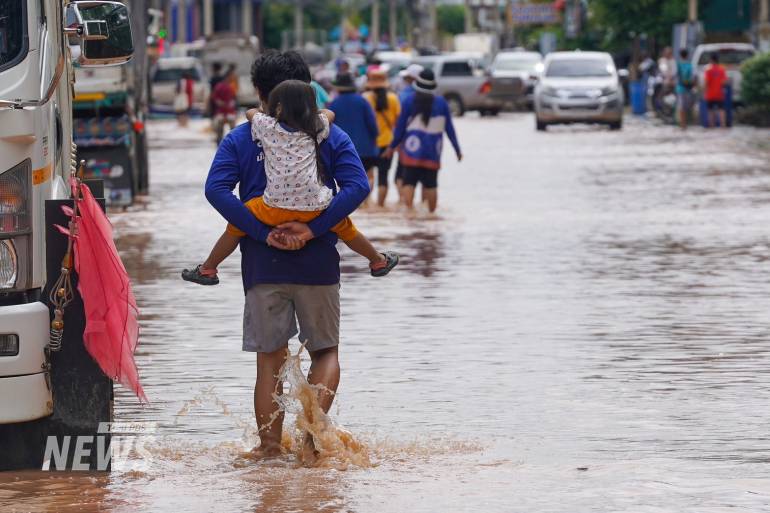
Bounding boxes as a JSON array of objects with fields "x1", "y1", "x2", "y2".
[{"x1": 204, "y1": 51, "x2": 370, "y2": 463}]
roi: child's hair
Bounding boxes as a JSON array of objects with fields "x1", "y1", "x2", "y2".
[{"x1": 266, "y1": 79, "x2": 326, "y2": 182}]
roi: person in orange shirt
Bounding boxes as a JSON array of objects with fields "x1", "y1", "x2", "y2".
[
  {"x1": 363, "y1": 70, "x2": 401, "y2": 207},
  {"x1": 703, "y1": 53, "x2": 728, "y2": 128}
]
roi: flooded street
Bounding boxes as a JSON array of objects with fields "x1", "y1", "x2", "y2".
[{"x1": 4, "y1": 113, "x2": 770, "y2": 512}]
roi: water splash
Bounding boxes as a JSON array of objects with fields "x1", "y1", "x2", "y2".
[{"x1": 271, "y1": 344, "x2": 371, "y2": 469}]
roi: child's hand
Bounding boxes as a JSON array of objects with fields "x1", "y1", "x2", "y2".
[
  {"x1": 246, "y1": 108, "x2": 258, "y2": 121},
  {"x1": 321, "y1": 109, "x2": 336, "y2": 124}
]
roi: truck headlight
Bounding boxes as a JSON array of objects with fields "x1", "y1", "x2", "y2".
[
  {"x1": 0, "y1": 240, "x2": 17, "y2": 289},
  {"x1": 0, "y1": 334, "x2": 19, "y2": 357},
  {"x1": 0, "y1": 159, "x2": 31, "y2": 236},
  {"x1": 1, "y1": 160, "x2": 32, "y2": 291}
]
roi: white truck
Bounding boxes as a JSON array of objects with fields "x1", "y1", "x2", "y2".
[{"x1": 0, "y1": 0, "x2": 134, "y2": 469}]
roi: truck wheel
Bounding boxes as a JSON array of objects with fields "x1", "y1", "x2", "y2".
[
  {"x1": 609, "y1": 120, "x2": 623, "y2": 130},
  {"x1": 536, "y1": 118, "x2": 548, "y2": 131},
  {"x1": 445, "y1": 95, "x2": 465, "y2": 117}
]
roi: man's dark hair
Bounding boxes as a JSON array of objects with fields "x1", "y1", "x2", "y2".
[
  {"x1": 212, "y1": 62, "x2": 223, "y2": 74},
  {"x1": 679, "y1": 48, "x2": 688, "y2": 59},
  {"x1": 250, "y1": 50, "x2": 311, "y2": 99},
  {"x1": 710, "y1": 52, "x2": 720, "y2": 64}
]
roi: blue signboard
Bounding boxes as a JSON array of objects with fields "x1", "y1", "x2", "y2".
[{"x1": 511, "y1": 3, "x2": 560, "y2": 25}]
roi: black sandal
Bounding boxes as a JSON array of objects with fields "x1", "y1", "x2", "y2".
[
  {"x1": 370, "y1": 252, "x2": 399, "y2": 277},
  {"x1": 181, "y1": 265, "x2": 220, "y2": 285}
]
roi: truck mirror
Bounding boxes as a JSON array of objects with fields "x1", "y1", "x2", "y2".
[
  {"x1": 82, "y1": 20, "x2": 109, "y2": 41},
  {"x1": 66, "y1": 1, "x2": 134, "y2": 66}
]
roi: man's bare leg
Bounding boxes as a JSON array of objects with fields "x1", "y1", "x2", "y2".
[
  {"x1": 362, "y1": 169, "x2": 375, "y2": 206},
  {"x1": 253, "y1": 347, "x2": 288, "y2": 458},
  {"x1": 423, "y1": 188, "x2": 438, "y2": 213},
  {"x1": 377, "y1": 184, "x2": 388, "y2": 207},
  {"x1": 719, "y1": 108, "x2": 727, "y2": 128},
  {"x1": 402, "y1": 185, "x2": 416, "y2": 210},
  {"x1": 301, "y1": 346, "x2": 340, "y2": 464}
]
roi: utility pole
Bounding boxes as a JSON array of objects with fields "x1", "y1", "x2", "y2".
[
  {"x1": 294, "y1": 0, "x2": 303, "y2": 49},
  {"x1": 389, "y1": 0, "x2": 397, "y2": 48},
  {"x1": 428, "y1": 0, "x2": 437, "y2": 49},
  {"x1": 255, "y1": 2, "x2": 264, "y2": 49},
  {"x1": 688, "y1": 0, "x2": 697, "y2": 22},
  {"x1": 372, "y1": 0, "x2": 381, "y2": 50},
  {"x1": 504, "y1": 0, "x2": 514, "y2": 47},
  {"x1": 203, "y1": 0, "x2": 213, "y2": 37},
  {"x1": 178, "y1": 0, "x2": 188, "y2": 42},
  {"x1": 464, "y1": 0, "x2": 474, "y2": 33},
  {"x1": 759, "y1": 0, "x2": 770, "y2": 52},
  {"x1": 242, "y1": 0, "x2": 252, "y2": 36}
]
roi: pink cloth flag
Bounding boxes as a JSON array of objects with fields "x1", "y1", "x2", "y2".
[{"x1": 57, "y1": 179, "x2": 146, "y2": 402}]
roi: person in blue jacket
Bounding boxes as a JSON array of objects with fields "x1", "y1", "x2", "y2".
[
  {"x1": 385, "y1": 69, "x2": 462, "y2": 212},
  {"x1": 203, "y1": 50, "x2": 369, "y2": 463},
  {"x1": 328, "y1": 73, "x2": 379, "y2": 202}
]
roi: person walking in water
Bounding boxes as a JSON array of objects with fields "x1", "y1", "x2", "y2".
[
  {"x1": 393, "y1": 64, "x2": 423, "y2": 200},
  {"x1": 210, "y1": 67, "x2": 238, "y2": 145},
  {"x1": 385, "y1": 69, "x2": 462, "y2": 212},
  {"x1": 363, "y1": 70, "x2": 401, "y2": 207},
  {"x1": 704, "y1": 53, "x2": 729, "y2": 129},
  {"x1": 675, "y1": 48, "x2": 695, "y2": 130},
  {"x1": 202, "y1": 51, "x2": 378, "y2": 464},
  {"x1": 183, "y1": 80, "x2": 398, "y2": 285},
  {"x1": 328, "y1": 73, "x2": 379, "y2": 204}
]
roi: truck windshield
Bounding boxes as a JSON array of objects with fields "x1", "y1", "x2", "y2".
[
  {"x1": 0, "y1": 0, "x2": 27, "y2": 71},
  {"x1": 546, "y1": 59, "x2": 613, "y2": 78},
  {"x1": 494, "y1": 58, "x2": 541, "y2": 72},
  {"x1": 153, "y1": 68, "x2": 202, "y2": 82},
  {"x1": 697, "y1": 49, "x2": 755, "y2": 66}
]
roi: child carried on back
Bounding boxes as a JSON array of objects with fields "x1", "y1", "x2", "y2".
[{"x1": 183, "y1": 80, "x2": 399, "y2": 285}]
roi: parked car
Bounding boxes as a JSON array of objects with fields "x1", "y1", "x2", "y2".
[
  {"x1": 373, "y1": 50, "x2": 415, "y2": 80},
  {"x1": 534, "y1": 51, "x2": 624, "y2": 131},
  {"x1": 691, "y1": 43, "x2": 756, "y2": 104},
  {"x1": 150, "y1": 57, "x2": 209, "y2": 114},
  {"x1": 489, "y1": 50, "x2": 543, "y2": 109},
  {"x1": 412, "y1": 53, "x2": 503, "y2": 116}
]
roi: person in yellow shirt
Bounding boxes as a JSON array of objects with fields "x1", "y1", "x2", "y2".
[{"x1": 363, "y1": 70, "x2": 401, "y2": 207}]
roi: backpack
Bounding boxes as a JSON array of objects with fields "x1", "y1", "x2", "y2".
[{"x1": 678, "y1": 62, "x2": 695, "y2": 90}]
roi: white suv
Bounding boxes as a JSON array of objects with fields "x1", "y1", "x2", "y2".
[{"x1": 534, "y1": 51, "x2": 624, "y2": 131}]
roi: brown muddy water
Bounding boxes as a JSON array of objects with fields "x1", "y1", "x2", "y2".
[{"x1": 2, "y1": 115, "x2": 770, "y2": 512}]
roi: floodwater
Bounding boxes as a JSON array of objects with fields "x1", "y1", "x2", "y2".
[{"x1": 3, "y1": 114, "x2": 770, "y2": 512}]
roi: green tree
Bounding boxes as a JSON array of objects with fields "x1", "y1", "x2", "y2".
[
  {"x1": 437, "y1": 5, "x2": 465, "y2": 36},
  {"x1": 741, "y1": 53, "x2": 770, "y2": 110},
  {"x1": 590, "y1": 0, "x2": 687, "y2": 53},
  {"x1": 262, "y1": 2, "x2": 344, "y2": 50}
]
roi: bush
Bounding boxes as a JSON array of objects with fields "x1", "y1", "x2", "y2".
[{"x1": 741, "y1": 52, "x2": 770, "y2": 111}]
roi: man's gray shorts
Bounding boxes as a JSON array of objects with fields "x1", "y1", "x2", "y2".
[{"x1": 243, "y1": 283, "x2": 340, "y2": 353}]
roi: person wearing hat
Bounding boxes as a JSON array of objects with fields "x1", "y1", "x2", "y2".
[
  {"x1": 398, "y1": 63, "x2": 424, "y2": 104},
  {"x1": 329, "y1": 73, "x2": 380, "y2": 204},
  {"x1": 384, "y1": 68, "x2": 462, "y2": 213},
  {"x1": 363, "y1": 69, "x2": 401, "y2": 207}
]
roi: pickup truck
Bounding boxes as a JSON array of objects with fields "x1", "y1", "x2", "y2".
[{"x1": 412, "y1": 53, "x2": 504, "y2": 117}]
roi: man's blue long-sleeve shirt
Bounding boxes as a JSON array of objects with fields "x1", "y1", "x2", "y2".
[
  {"x1": 328, "y1": 93, "x2": 379, "y2": 158},
  {"x1": 204, "y1": 122, "x2": 370, "y2": 290}
]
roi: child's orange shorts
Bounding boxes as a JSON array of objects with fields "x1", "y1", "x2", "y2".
[{"x1": 226, "y1": 196, "x2": 358, "y2": 242}]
